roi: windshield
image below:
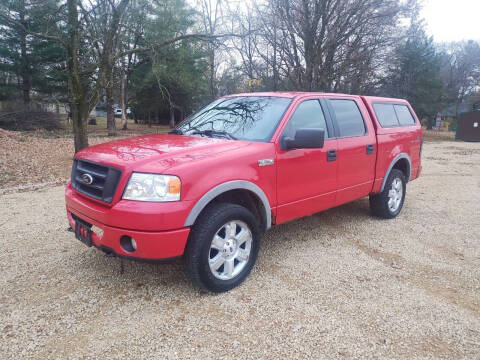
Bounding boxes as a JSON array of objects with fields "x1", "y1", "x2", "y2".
[{"x1": 176, "y1": 96, "x2": 292, "y2": 142}]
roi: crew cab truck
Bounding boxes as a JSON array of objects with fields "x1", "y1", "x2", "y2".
[{"x1": 65, "y1": 92, "x2": 422, "y2": 292}]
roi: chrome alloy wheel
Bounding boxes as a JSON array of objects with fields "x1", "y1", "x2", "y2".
[
  {"x1": 388, "y1": 177, "x2": 403, "y2": 212},
  {"x1": 208, "y1": 220, "x2": 252, "y2": 280}
]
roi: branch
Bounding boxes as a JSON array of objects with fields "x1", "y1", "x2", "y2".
[
  {"x1": 116, "y1": 32, "x2": 248, "y2": 59},
  {"x1": 0, "y1": 13, "x2": 66, "y2": 46}
]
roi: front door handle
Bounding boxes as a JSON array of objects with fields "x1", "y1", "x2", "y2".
[
  {"x1": 366, "y1": 144, "x2": 374, "y2": 155},
  {"x1": 327, "y1": 149, "x2": 337, "y2": 162}
]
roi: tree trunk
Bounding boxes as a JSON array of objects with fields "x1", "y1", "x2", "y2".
[
  {"x1": 71, "y1": 103, "x2": 89, "y2": 152},
  {"x1": 67, "y1": 0, "x2": 88, "y2": 153},
  {"x1": 120, "y1": 56, "x2": 128, "y2": 130},
  {"x1": 19, "y1": 0, "x2": 30, "y2": 106},
  {"x1": 454, "y1": 100, "x2": 461, "y2": 135},
  {"x1": 304, "y1": 40, "x2": 315, "y2": 91},
  {"x1": 169, "y1": 106, "x2": 175, "y2": 128},
  {"x1": 208, "y1": 47, "x2": 216, "y2": 98},
  {"x1": 272, "y1": 21, "x2": 278, "y2": 91},
  {"x1": 106, "y1": 71, "x2": 116, "y2": 136}
]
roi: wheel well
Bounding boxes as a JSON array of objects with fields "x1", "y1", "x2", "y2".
[
  {"x1": 392, "y1": 158, "x2": 410, "y2": 181},
  {"x1": 199, "y1": 189, "x2": 267, "y2": 231}
]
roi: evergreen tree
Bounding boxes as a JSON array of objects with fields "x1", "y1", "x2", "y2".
[
  {"x1": 0, "y1": 0, "x2": 66, "y2": 104},
  {"x1": 382, "y1": 19, "x2": 444, "y2": 127},
  {"x1": 128, "y1": 0, "x2": 209, "y2": 125}
]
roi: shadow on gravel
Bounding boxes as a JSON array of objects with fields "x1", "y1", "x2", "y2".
[{"x1": 69, "y1": 198, "x2": 373, "y2": 294}]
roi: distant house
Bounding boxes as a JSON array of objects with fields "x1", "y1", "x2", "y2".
[
  {"x1": 435, "y1": 104, "x2": 463, "y2": 131},
  {"x1": 435, "y1": 98, "x2": 479, "y2": 131}
]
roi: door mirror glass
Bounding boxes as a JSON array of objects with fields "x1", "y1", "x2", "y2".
[{"x1": 281, "y1": 128, "x2": 325, "y2": 150}]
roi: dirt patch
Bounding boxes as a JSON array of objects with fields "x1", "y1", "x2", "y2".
[{"x1": 0, "y1": 124, "x2": 169, "y2": 192}]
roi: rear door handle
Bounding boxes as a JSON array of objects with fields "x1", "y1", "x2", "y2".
[
  {"x1": 327, "y1": 149, "x2": 337, "y2": 162},
  {"x1": 366, "y1": 144, "x2": 374, "y2": 155}
]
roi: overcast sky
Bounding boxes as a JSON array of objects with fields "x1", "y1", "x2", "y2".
[{"x1": 421, "y1": 0, "x2": 480, "y2": 42}]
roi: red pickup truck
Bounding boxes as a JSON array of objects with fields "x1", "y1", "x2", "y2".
[{"x1": 65, "y1": 92, "x2": 422, "y2": 292}]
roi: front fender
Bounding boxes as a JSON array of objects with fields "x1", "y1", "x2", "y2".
[
  {"x1": 172, "y1": 142, "x2": 276, "y2": 229},
  {"x1": 183, "y1": 180, "x2": 272, "y2": 229}
]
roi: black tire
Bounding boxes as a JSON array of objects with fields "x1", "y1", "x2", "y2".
[
  {"x1": 369, "y1": 169, "x2": 406, "y2": 219},
  {"x1": 184, "y1": 202, "x2": 261, "y2": 293}
]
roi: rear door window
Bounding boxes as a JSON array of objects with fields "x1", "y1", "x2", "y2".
[
  {"x1": 394, "y1": 105, "x2": 416, "y2": 126},
  {"x1": 373, "y1": 103, "x2": 399, "y2": 127},
  {"x1": 329, "y1": 99, "x2": 366, "y2": 137}
]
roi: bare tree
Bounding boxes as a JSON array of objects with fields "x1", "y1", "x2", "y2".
[
  {"x1": 228, "y1": 3, "x2": 262, "y2": 84},
  {"x1": 1, "y1": 0, "x2": 130, "y2": 150},
  {"x1": 197, "y1": 0, "x2": 224, "y2": 98},
  {"x1": 1, "y1": 0, "x2": 237, "y2": 151},
  {"x1": 250, "y1": 0, "x2": 413, "y2": 92},
  {"x1": 440, "y1": 40, "x2": 480, "y2": 119}
]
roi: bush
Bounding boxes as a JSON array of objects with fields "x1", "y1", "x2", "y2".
[{"x1": 0, "y1": 102, "x2": 62, "y2": 131}]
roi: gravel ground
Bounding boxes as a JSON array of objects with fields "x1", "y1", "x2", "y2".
[{"x1": 0, "y1": 140, "x2": 479, "y2": 359}]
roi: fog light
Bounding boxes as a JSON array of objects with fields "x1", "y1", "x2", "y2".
[{"x1": 120, "y1": 235, "x2": 137, "y2": 253}]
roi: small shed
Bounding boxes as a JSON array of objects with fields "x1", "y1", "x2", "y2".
[{"x1": 456, "y1": 111, "x2": 480, "y2": 142}]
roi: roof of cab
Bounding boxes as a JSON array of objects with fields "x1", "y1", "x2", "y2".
[
  {"x1": 222, "y1": 92, "x2": 410, "y2": 105},
  {"x1": 222, "y1": 91, "x2": 361, "y2": 99}
]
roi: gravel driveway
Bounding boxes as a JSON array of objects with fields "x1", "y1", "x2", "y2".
[{"x1": 1, "y1": 140, "x2": 479, "y2": 359}]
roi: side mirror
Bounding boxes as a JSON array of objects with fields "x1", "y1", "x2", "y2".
[{"x1": 281, "y1": 128, "x2": 325, "y2": 150}]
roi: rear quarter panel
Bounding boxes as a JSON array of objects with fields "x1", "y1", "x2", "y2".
[{"x1": 361, "y1": 96, "x2": 422, "y2": 193}]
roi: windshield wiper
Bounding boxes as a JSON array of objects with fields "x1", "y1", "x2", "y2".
[{"x1": 190, "y1": 130, "x2": 237, "y2": 140}]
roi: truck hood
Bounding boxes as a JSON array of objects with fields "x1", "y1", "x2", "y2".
[{"x1": 76, "y1": 134, "x2": 251, "y2": 172}]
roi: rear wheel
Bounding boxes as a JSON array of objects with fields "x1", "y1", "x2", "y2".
[
  {"x1": 369, "y1": 169, "x2": 406, "y2": 219},
  {"x1": 184, "y1": 203, "x2": 261, "y2": 292}
]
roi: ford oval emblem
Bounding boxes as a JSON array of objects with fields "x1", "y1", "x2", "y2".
[{"x1": 81, "y1": 173, "x2": 94, "y2": 185}]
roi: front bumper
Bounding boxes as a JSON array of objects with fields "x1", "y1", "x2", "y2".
[
  {"x1": 65, "y1": 183, "x2": 191, "y2": 260},
  {"x1": 67, "y1": 208, "x2": 190, "y2": 260}
]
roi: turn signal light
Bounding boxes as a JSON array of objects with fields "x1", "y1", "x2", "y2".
[{"x1": 168, "y1": 178, "x2": 181, "y2": 194}]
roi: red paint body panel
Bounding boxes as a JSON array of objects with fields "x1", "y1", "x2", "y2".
[
  {"x1": 276, "y1": 138, "x2": 338, "y2": 223},
  {"x1": 65, "y1": 92, "x2": 422, "y2": 260},
  {"x1": 334, "y1": 96, "x2": 377, "y2": 206},
  {"x1": 361, "y1": 96, "x2": 423, "y2": 192},
  {"x1": 65, "y1": 184, "x2": 193, "y2": 231},
  {"x1": 66, "y1": 207, "x2": 190, "y2": 259},
  {"x1": 274, "y1": 94, "x2": 338, "y2": 223}
]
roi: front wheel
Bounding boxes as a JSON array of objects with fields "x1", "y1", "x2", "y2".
[
  {"x1": 369, "y1": 169, "x2": 406, "y2": 219},
  {"x1": 184, "y1": 203, "x2": 261, "y2": 292}
]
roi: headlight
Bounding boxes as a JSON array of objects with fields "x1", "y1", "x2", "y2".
[{"x1": 123, "y1": 173, "x2": 181, "y2": 202}]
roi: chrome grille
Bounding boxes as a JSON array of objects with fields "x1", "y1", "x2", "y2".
[{"x1": 71, "y1": 159, "x2": 122, "y2": 203}]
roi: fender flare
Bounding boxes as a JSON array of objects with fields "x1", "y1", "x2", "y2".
[
  {"x1": 380, "y1": 153, "x2": 412, "y2": 192},
  {"x1": 183, "y1": 180, "x2": 272, "y2": 230}
]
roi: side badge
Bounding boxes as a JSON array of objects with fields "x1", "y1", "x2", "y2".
[{"x1": 258, "y1": 159, "x2": 274, "y2": 167}]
